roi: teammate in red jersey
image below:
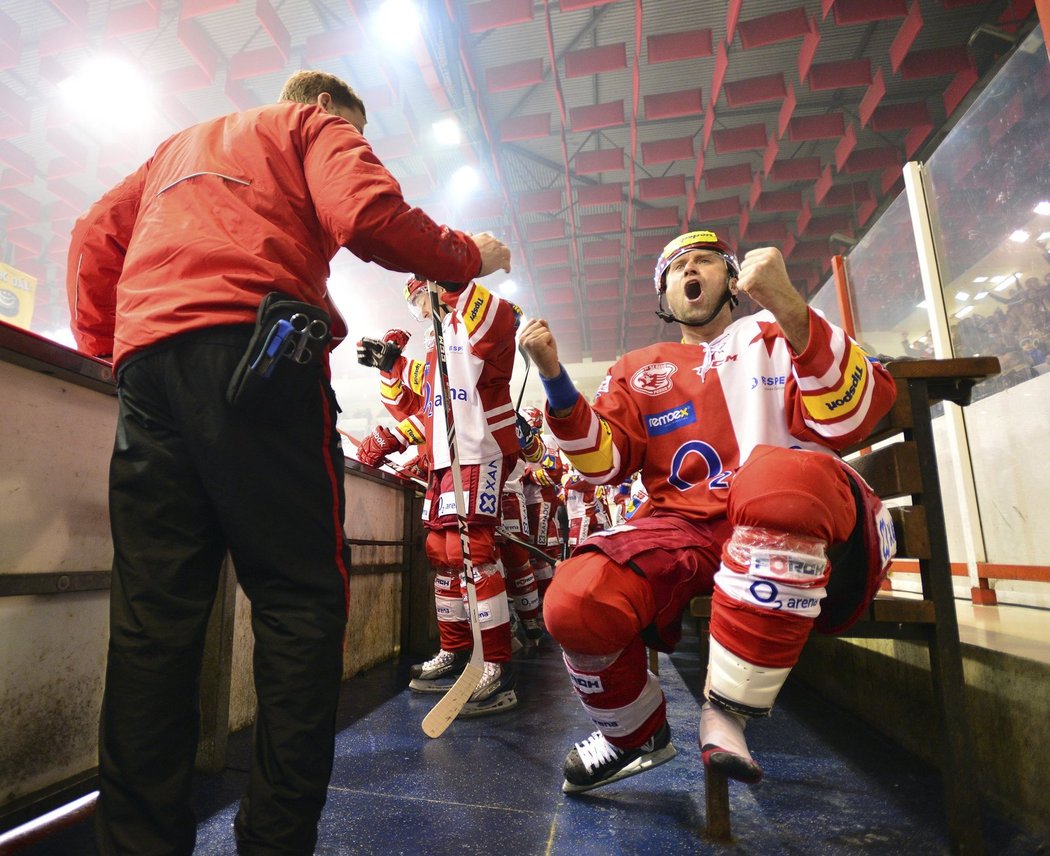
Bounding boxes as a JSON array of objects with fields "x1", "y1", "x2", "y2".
[{"x1": 519, "y1": 229, "x2": 898, "y2": 793}]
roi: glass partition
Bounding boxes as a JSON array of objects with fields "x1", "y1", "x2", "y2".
[
  {"x1": 841, "y1": 191, "x2": 927, "y2": 360},
  {"x1": 925, "y1": 27, "x2": 1050, "y2": 401},
  {"x1": 921, "y1": 26, "x2": 1050, "y2": 571},
  {"x1": 808, "y1": 274, "x2": 843, "y2": 331}
]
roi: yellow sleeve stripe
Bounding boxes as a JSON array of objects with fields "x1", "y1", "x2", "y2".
[
  {"x1": 399, "y1": 420, "x2": 426, "y2": 445},
  {"x1": 407, "y1": 359, "x2": 426, "y2": 394},
  {"x1": 380, "y1": 380, "x2": 404, "y2": 402},
  {"x1": 460, "y1": 283, "x2": 492, "y2": 336},
  {"x1": 565, "y1": 417, "x2": 617, "y2": 477},
  {"x1": 802, "y1": 344, "x2": 869, "y2": 421}
]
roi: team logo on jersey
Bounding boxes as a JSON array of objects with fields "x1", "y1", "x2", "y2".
[
  {"x1": 645, "y1": 402, "x2": 696, "y2": 436},
  {"x1": 692, "y1": 336, "x2": 738, "y2": 379},
  {"x1": 630, "y1": 362, "x2": 677, "y2": 396}
]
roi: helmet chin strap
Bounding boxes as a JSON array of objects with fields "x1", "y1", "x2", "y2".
[{"x1": 655, "y1": 277, "x2": 740, "y2": 327}]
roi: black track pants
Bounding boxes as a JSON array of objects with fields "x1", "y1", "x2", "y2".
[{"x1": 96, "y1": 326, "x2": 350, "y2": 856}]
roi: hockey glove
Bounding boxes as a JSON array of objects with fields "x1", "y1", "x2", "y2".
[
  {"x1": 402, "y1": 451, "x2": 430, "y2": 482},
  {"x1": 356, "y1": 425, "x2": 408, "y2": 467},
  {"x1": 356, "y1": 328, "x2": 409, "y2": 372},
  {"x1": 515, "y1": 414, "x2": 545, "y2": 463}
]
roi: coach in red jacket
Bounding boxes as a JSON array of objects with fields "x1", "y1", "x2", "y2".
[{"x1": 66, "y1": 70, "x2": 510, "y2": 856}]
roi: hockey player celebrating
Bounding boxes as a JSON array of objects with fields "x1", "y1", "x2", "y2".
[
  {"x1": 518, "y1": 229, "x2": 897, "y2": 793},
  {"x1": 357, "y1": 277, "x2": 528, "y2": 716}
]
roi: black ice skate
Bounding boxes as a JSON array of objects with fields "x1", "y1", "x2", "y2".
[
  {"x1": 562, "y1": 721, "x2": 677, "y2": 793},
  {"x1": 459, "y1": 662, "x2": 517, "y2": 717},
  {"x1": 408, "y1": 649, "x2": 469, "y2": 694}
]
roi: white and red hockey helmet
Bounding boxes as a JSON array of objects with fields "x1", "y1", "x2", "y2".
[
  {"x1": 653, "y1": 229, "x2": 740, "y2": 293},
  {"x1": 403, "y1": 277, "x2": 429, "y2": 322}
]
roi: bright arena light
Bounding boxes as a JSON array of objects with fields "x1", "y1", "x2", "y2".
[
  {"x1": 374, "y1": 0, "x2": 420, "y2": 47},
  {"x1": 432, "y1": 118, "x2": 462, "y2": 146},
  {"x1": 500, "y1": 279, "x2": 518, "y2": 296},
  {"x1": 448, "y1": 165, "x2": 480, "y2": 198},
  {"x1": 955, "y1": 292, "x2": 970, "y2": 301},
  {"x1": 1009, "y1": 229, "x2": 1030, "y2": 243},
  {"x1": 1033, "y1": 201, "x2": 1050, "y2": 216},
  {"x1": 58, "y1": 56, "x2": 154, "y2": 136}
]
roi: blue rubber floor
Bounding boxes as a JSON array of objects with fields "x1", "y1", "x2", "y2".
[{"x1": 16, "y1": 621, "x2": 1046, "y2": 855}]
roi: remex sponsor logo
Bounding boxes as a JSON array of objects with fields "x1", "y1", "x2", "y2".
[
  {"x1": 645, "y1": 402, "x2": 696, "y2": 436},
  {"x1": 825, "y1": 365, "x2": 864, "y2": 411}
]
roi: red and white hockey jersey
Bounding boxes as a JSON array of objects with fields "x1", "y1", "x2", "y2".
[
  {"x1": 378, "y1": 281, "x2": 522, "y2": 468},
  {"x1": 546, "y1": 307, "x2": 896, "y2": 521}
]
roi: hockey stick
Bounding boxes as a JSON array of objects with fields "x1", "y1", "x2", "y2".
[
  {"x1": 557, "y1": 503, "x2": 571, "y2": 561},
  {"x1": 495, "y1": 525, "x2": 557, "y2": 568},
  {"x1": 420, "y1": 281, "x2": 486, "y2": 738},
  {"x1": 515, "y1": 343, "x2": 531, "y2": 412}
]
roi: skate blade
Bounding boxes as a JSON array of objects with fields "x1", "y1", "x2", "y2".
[
  {"x1": 458, "y1": 690, "x2": 518, "y2": 718},
  {"x1": 408, "y1": 677, "x2": 458, "y2": 694},
  {"x1": 562, "y1": 742, "x2": 678, "y2": 794}
]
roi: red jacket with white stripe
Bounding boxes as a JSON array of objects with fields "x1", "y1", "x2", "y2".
[
  {"x1": 377, "y1": 282, "x2": 522, "y2": 467},
  {"x1": 546, "y1": 307, "x2": 896, "y2": 521},
  {"x1": 66, "y1": 102, "x2": 480, "y2": 368}
]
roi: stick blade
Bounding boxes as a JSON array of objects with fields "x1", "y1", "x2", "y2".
[{"x1": 421, "y1": 662, "x2": 485, "y2": 738}]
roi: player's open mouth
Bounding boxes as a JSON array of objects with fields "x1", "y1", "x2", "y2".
[{"x1": 684, "y1": 278, "x2": 703, "y2": 300}]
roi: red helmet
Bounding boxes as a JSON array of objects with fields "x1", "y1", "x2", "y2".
[
  {"x1": 523, "y1": 407, "x2": 543, "y2": 430},
  {"x1": 653, "y1": 229, "x2": 739, "y2": 293}
]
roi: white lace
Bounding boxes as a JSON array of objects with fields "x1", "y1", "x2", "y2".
[
  {"x1": 469, "y1": 662, "x2": 503, "y2": 700},
  {"x1": 575, "y1": 731, "x2": 621, "y2": 772},
  {"x1": 422, "y1": 650, "x2": 457, "y2": 670}
]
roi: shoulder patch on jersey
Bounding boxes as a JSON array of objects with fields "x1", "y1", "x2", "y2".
[
  {"x1": 645, "y1": 402, "x2": 696, "y2": 436},
  {"x1": 630, "y1": 362, "x2": 678, "y2": 396}
]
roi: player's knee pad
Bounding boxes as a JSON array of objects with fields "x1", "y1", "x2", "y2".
[
  {"x1": 544, "y1": 551, "x2": 653, "y2": 656},
  {"x1": 506, "y1": 567, "x2": 539, "y2": 613},
  {"x1": 705, "y1": 635, "x2": 790, "y2": 718},
  {"x1": 531, "y1": 560, "x2": 554, "y2": 584},
  {"x1": 469, "y1": 563, "x2": 511, "y2": 630},
  {"x1": 716, "y1": 525, "x2": 830, "y2": 619},
  {"x1": 729, "y1": 445, "x2": 855, "y2": 543},
  {"x1": 434, "y1": 570, "x2": 467, "y2": 623}
]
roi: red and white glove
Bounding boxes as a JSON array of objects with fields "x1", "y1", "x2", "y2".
[
  {"x1": 382, "y1": 328, "x2": 410, "y2": 352},
  {"x1": 401, "y1": 451, "x2": 431, "y2": 482},
  {"x1": 356, "y1": 425, "x2": 408, "y2": 468}
]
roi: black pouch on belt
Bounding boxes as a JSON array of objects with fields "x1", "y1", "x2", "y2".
[{"x1": 226, "y1": 291, "x2": 333, "y2": 414}]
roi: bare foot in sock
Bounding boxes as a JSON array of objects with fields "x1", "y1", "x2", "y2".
[{"x1": 699, "y1": 701, "x2": 764, "y2": 784}]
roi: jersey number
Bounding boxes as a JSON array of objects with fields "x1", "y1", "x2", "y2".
[{"x1": 668, "y1": 441, "x2": 731, "y2": 492}]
